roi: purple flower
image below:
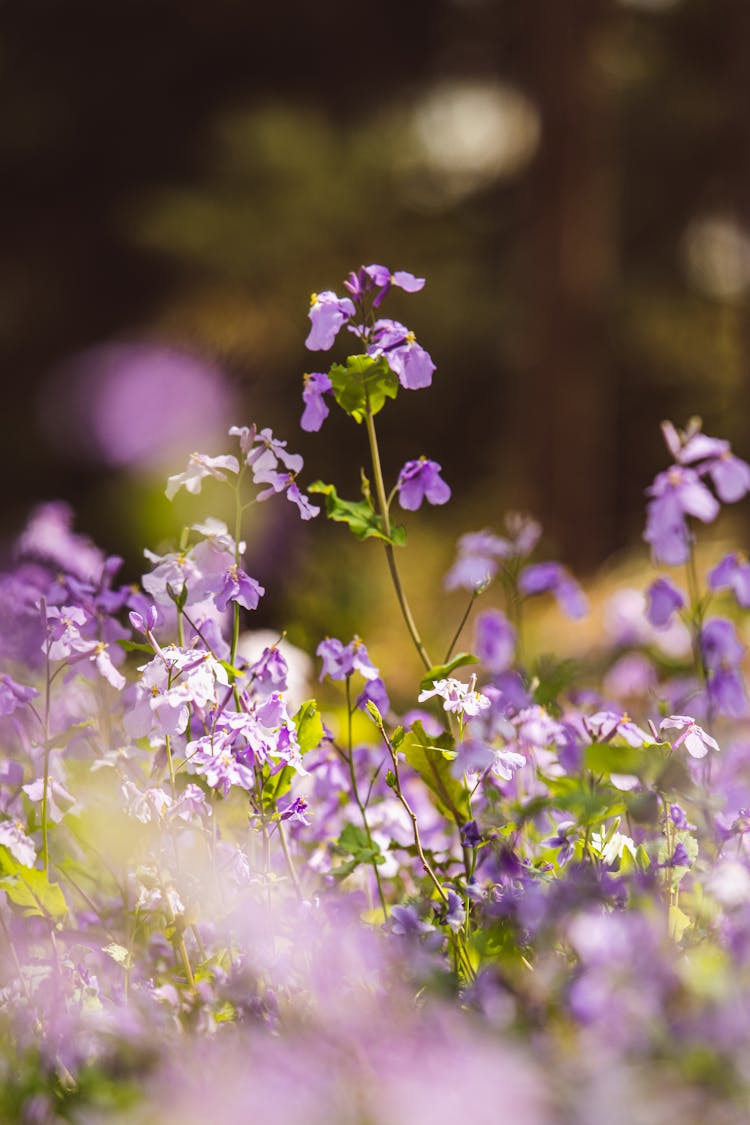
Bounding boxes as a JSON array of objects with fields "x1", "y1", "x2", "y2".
[
  {"x1": 389, "y1": 903, "x2": 435, "y2": 936},
  {"x1": 474, "y1": 609, "x2": 516, "y2": 674},
  {"x1": 214, "y1": 566, "x2": 265, "y2": 613},
  {"x1": 644, "y1": 465, "x2": 719, "y2": 565},
  {"x1": 700, "y1": 616, "x2": 745, "y2": 671},
  {"x1": 709, "y1": 668, "x2": 749, "y2": 717},
  {"x1": 246, "y1": 645, "x2": 289, "y2": 695},
  {"x1": 519, "y1": 562, "x2": 587, "y2": 619},
  {"x1": 247, "y1": 427, "x2": 304, "y2": 478},
  {"x1": 279, "y1": 796, "x2": 310, "y2": 825},
  {"x1": 396, "y1": 457, "x2": 451, "y2": 511},
  {"x1": 705, "y1": 451, "x2": 750, "y2": 503},
  {"x1": 444, "y1": 530, "x2": 511, "y2": 592},
  {"x1": 368, "y1": 319, "x2": 435, "y2": 390},
  {"x1": 344, "y1": 264, "x2": 425, "y2": 306},
  {"x1": 460, "y1": 820, "x2": 482, "y2": 849},
  {"x1": 356, "y1": 675, "x2": 390, "y2": 715},
  {"x1": 300, "y1": 372, "x2": 333, "y2": 433},
  {"x1": 670, "y1": 803, "x2": 694, "y2": 831},
  {"x1": 305, "y1": 290, "x2": 356, "y2": 351},
  {"x1": 645, "y1": 577, "x2": 685, "y2": 628},
  {"x1": 316, "y1": 636, "x2": 379, "y2": 682},
  {"x1": 0, "y1": 674, "x2": 39, "y2": 717},
  {"x1": 708, "y1": 552, "x2": 750, "y2": 608},
  {"x1": 129, "y1": 603, "x2": 159, "y2": 634},
  {"x1": 286, "y1": 480, "x2": 320, "y2": 520}
]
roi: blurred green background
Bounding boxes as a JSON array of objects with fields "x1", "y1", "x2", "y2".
[{"x1": 3, "y1": 0, "x2": 750, "y2": 658}]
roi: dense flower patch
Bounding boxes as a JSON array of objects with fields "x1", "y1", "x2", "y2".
[{"x1": 2, "y1": 267, "x2": 750, "y2": 1121}]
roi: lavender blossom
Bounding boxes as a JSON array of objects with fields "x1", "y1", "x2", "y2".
[
  {"x1": 396, "y1": 458, "x2": 451, "y2": 511},
  {"x1": 305, "y1": 290, "x2": 356, "y2": 351},
  {"x1": 519, "y1": 562, "x2": 587, "y2": 619},
  {"x1": 368, "y1": 319, "x2": 435, "y2": 390},
  {"x1": 708, "y1": 552, "x2": 750, "y2": 608},
  {"x1": 645, "y1": 577, "x2": 685, "y2": 628},
  {"x1": 474, "y1": 609, "x2": 516, "y2": 674},
  {"x1": 300, "y1": 372, "x2": 333, "y2": 432},
  {"x1": 644, "y1": 465, "x2": 719, "y2": 565}
]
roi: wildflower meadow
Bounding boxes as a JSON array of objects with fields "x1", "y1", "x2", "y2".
[{"x1": 3, "y1": 264, "x2": 750, "y2": 1122}]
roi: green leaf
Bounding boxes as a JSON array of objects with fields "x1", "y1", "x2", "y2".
[
  {"x1": 261, "y1": 764, "x2": 294, "y2": 808},
  {"x1": 117, "y1": 639, "x2": 155, "y2": 655},
  {"x1": 329, "y1": 354, "x2": 398, "y2": 422},
  {"x1": 0, "y1": 848, "x2": 67, "y2": 919},
  {"x1": 669, "y1": 904, "x2": 691, "y2": 942},
  {"x1": 308, "y1": 481, "x2": 406, "y2": 546},
  {"x1": 544, "y1": 775, "x2": 626, "y2": 827},
  {"x1": 331, "y1": 822, "x2": 384, "y2": 879},
  {"x1": 402, "y1": 721, "x2": 468, "y2": 825},
  {"x1": 419, "y1": 653, "x2": 479, "y2": 692},
  {"x1": 583, "y1": 740, "x2": 690, "y2": 790},
  {"x1": 293, "y1": 700, "x2": 324, "y2": 754}
]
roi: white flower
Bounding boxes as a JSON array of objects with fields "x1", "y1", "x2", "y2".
[
  {"x1": 165, "y1": 452, "x2": 239, "y2": 501},
  {"x1": 660, "y1": 715, "x2": 720, "y2": 759}
]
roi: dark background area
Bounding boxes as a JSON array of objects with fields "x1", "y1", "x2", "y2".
[{"x1": 3, "y1": 0, "x2": 750, "y2": 594}]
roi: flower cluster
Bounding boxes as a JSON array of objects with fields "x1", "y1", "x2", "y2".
[{"x1": 1, "y1": 271, "x2": 750, "y2": 1123}]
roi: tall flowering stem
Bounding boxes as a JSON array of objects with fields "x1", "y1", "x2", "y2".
[
  {"x1": 345, "y1": 675, "x2": 388, "y2": 918},
  {"x1": 369, "y1": 705, "x2": 475, "y2": 981},
  {"x1": 364, "y1": 402, "x2": 432, "y2": 671}
]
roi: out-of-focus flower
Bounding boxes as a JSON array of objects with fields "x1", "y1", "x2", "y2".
[
  {"x1": 300, "y1": 372, "x2": 333, "y2": 433},
  {"x1": 644, "y1": 465, "x2": 718, "y2": 565},
  {"x1": 708, "y1": 552, "x2": 750, "y2": 608},
  {"x1": 317, "y1": 636, "x2": 379, "y2": 683},
  {"x1": 474, "y1": 609, "x2": 516, "y2": 674},
  {"x1": 645, "y1": 577, "x2": 685, "y2": 628},
  {"x1": 519, "y1": 562, "x2": 587, "y2": 619}
]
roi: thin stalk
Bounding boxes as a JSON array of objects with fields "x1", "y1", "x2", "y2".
[
  {"x1": 444, "y1": 591, "x2": 478, "y2": 664},
  {"x1": 363, "y1": 405, "x2": 432, "y2": 670},
  {"x1": 277, "y1": 820, "x2": 303, "y2": 899},
  {"x1": 345, "y1": 677, "x2": 388, "y2": 917},
  {"x1": 41, "y1": 607, "x2": 52, "y2": 875},
  {"x1": 372, "y1": 710, "x2": 476, "y2": 981}
]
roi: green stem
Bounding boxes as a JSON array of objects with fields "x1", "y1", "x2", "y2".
[
  {"x1": 277, "y1": 820, "x2": 303, "y2": 899},
  {"x1": 363, "y1": 406, "x2": 431, "y2": 670},
  {"x1": 345, "y1": 677, "x2": 388, "y2": 917},
  {"x1": 444, "y1": 591, "x2": 478, "y2": 664}
]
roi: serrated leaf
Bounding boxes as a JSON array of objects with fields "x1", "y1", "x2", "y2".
[
  {"x1": 419, "y1": 653, "x2": 479, "y2": 692},
  {"x1": 308, "y1": 481, "x2": 405, "y2": 546},
  {"x1": 103, "y1": 943, "x2": 135, "y2": 969},
  {"x1": 669, "y1": 904, "x2": 691, "y2": 942},
  {"x1": 0, "y1": 848, "x2": 67, "y2": 919},
  {"x1": 293, "y1": 700, "x2": 324, "y2": 754},
  {"x1": 402, "y1": 721, "x2": 468, "y2": 825},
  {"x1": 329, "y1": 354, "x2": 399, "y2": 421}
]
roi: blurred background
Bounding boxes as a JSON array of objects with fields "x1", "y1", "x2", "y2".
[{"x1": 3, "y1": 0, "x2": 750, "y2": 657}]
